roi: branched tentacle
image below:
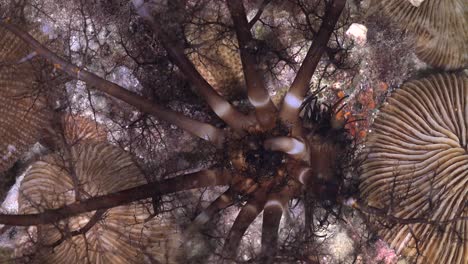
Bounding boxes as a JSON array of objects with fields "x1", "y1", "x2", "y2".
[
  {"x1": 0, "y1": 168, "x2": 232, "y2": 226},
  {"x1": 162, "y1": 168, "x2": 234, "y2": 194},
  {"x1": 222, "y1": 184, "x2": 271, "y2": 259}
]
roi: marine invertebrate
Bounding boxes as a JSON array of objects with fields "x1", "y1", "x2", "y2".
[
  {"x1": 0, "y1": 26, "x2": 30, "y2": 61},
  {"x1": 17, "y1": 142, "x2": 179, "y2": 263},
  {"x1": 187, "y1": 24, "x2": 245, "y2": 99},
  {"x1": 359, "y1": 73, "x2": 467, "y2": 263},
  {"x1": 370, "y1": 0, "x2": 467, "y2": 69},
  {"x1": 41, "y1": 114, "x2": 108, "y2": 149},
  {"x1": 59, "y1": 114, "x2": 108, "y2": 145},
  {"x1": 0, "y1": 0, "x2": 352, "y2": 262},
  {"x1": 0, "y1": 27, "x2": 49, "y2": 172}
]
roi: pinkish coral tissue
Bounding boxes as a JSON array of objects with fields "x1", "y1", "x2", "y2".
[{"x1": 374, "y1": 240, "x2": 398, "y2": 264}]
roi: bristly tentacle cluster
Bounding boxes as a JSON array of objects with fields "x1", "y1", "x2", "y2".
[{"x1": 300, "y1": 88, "x2": 354, "y2": 198}]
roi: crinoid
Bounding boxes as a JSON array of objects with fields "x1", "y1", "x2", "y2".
[
  {"x1": 131, "y1": 0, "x2": 351, "y2": 261},
  {"x1": 0, "y1": 0, "x2": 351, "y2": 262}
]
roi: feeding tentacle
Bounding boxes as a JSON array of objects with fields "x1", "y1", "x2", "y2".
[{"x1": 227, "y1": 0, "x2": 277, "y2": 130}]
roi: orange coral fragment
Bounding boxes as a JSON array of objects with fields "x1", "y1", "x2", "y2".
[
  {"x1": 337, "y1": 90, "x2": 346, "y2": 98},
  {"x1": 378, "y1": 81, "x2": 389, "y2": 92},
  {"x1": 359, "y1": 130, "x2": 367, "y2": 139},
  {"x1": 335, "y1": 110, "x2": 345, "y2": 120}
]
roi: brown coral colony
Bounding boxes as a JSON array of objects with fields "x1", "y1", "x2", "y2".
[
  {"x1": 373, "y1": 0, "x2": 467, "y2": 69},
  {"x1": 360, "y1": 74, "x2": 467, "y2": 263}
]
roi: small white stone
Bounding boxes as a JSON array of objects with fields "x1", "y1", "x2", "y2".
[
  {"x1": 345, "y1": 23, "x2": 368, "y2": 46},
  {"x1": 344, "y1": 197, "x2": 356, "y2": 207}
]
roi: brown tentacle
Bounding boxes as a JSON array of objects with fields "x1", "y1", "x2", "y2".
[
  {"x1": 227, "y1": 0, "x2": 277, "y2": 129},
  {"x1": 0, "y1": 168, "x2": 232, "y2": 226},
  {"x1": 0, "y1": 21, "x2": 226, "y2": 147},
  {"x1": 185, "y1": 177, "x2": 262, "y2": 249},
  {"x1": 279, "y1": 0, "x2": 347, "y2": 134},
  {"x1": 222, "y1": 201, "x2": 265, "y2": 260},
  {"x1": 248, "y1": 0, "x2": 273, "y2": 28},
  {"x1": 160, "y1": 168, "x2": 233, "y2": 195},
  {"x1": 260, "y1": 181, "x2": 301, "y2": 263},
  {"x1": 187, "y1": 189, "x2": 235, "y2": 233},
  {"x1": 132, "y1": 1, "x2": 255, "y2": 132},
  {"x1": 293, "y1": 163, "x2": 340, "y2": 201},
  {"x1": 293, "y1": 166, "x2": 313, "y2": 186},
  {"x1": 264, "y1": 136, "x2": 309, "y2": 162},
  {"x1": 222, "y1": 185, "x2": 270, "y2": 260}
]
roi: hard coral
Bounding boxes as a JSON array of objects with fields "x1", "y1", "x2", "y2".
[
  {"x1": 17, "y1": 143, "x2": 180, "y2": 263},
  {"x1": 360, "y1": 73, "x2": 467, "y2": 264}
]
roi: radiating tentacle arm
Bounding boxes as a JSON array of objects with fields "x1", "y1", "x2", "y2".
[
  {"x1": 227, "y1": 0, "x2": 277, "y2": 129},
  {"x1": 187, "y1": 188, "x2": 235, "y2": 233},
  {"x1": 290, "y1": 164, "x2": 339, "y2": 200},
  {"x1": 0, "y1": 21, "x2": 226, "y2": 147},
  {"x1": 222, "y1": 183, "x2": 272, "y2": 259},
  {"x1": 160, "y1": 168, "x2": 233, "y2": 194},
  {"x1": 187, "y1": 173, "x2": 260, "y2": 235},
  {"x1": 264, "y1": 136, "x2": 309, "y2": 162},
  {"x1": 279, "y1": 0, "x2": 347, "y2": 134},
  {"x1": 0, "y1": 168, "x2": 232, "y2": 226},
  {"x1": 293, "y1": 166, "x2": 313, "y2": 186},
  {"x1": 132, "y1": 0, "x2": 254, "y2": 132},
  {"x1": 248, "y1": 0, "x2": 273, "y2": 28},
  {"x1": 222, "y1": 200, "x2": 266, "y2": 260},
  {"x1": 260, "y1": 181, "x2": 301, "y2": 263}
]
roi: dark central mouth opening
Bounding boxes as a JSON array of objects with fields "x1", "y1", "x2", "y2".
[
  {"x1": 227, "y1": 127, "x2": 289, "y2": 182},
  {"x1": 245, "y1": 146, "x2": 284, "y2": 178}
]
